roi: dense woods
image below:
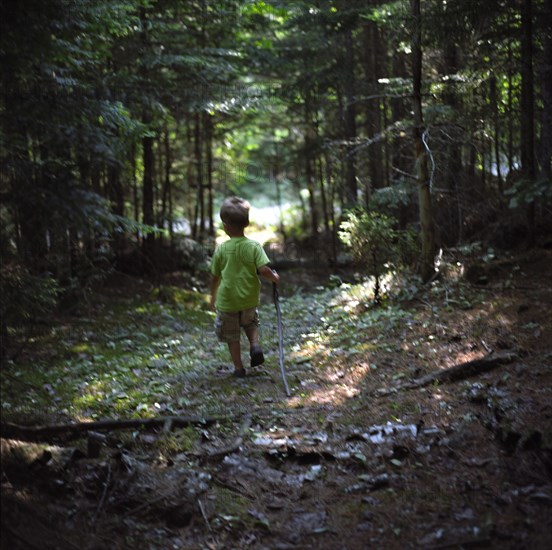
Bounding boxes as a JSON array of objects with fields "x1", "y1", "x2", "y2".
[
  {"x1": 2, "y1": 2, "x2": 552, "y2": 548},
  {"x1": 1, "y1": 1, "x2": 551, "y2": 305}
]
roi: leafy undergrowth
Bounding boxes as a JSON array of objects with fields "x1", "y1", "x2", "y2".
[{"x1": 1, "y1": 250, "x2": 552, "y2": 549}]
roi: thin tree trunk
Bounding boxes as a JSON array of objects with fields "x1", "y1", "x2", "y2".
[
  {"x1": 131, "y1": 144, "x2": 139, "y2": 225},
  {"x1": 325, "y1": 150, "x2": 338, "y2": 264},
  {"x1": 343, "y1": 25, "x2": 357, "y2": 207},
  {"x1": 443, "y1": 41, "x2": 463, "y2": 243},
  {"x1": 538, "y1": 0, "x2": 552, "y2": 184},
  {"x1": 186, "y1": 118, "x2": 196, "y2": 238},
  {"x1": 507, "y1": 31, "x2": 515, "y2": 174},
  {"x1": 140, "y1": 6, "x2": 155, "y2": 267},
  {"x1": 411, "y1": 0, "x2": 435, "y2": 282},
  {"x1": 382, "y1": 95, "x2": 390, "y2": 188},
  {"x1": 490, "y1": 75, "x2": 504, "y2": 194},
  {"x1": 318, "y1": 157, "x2": 330, "y2": 236},
  {"x1": 391, "y1": 52, "x2": 410, "y2": 178},
  {"x1": 164, "y1": 127, "x2": 174, "y2": 252},
  {"x1": 160, "y1": 125, "x2": 173, "y2": 254},
  {"x1": 304, "y1": 88, "x2": 319, "y2": 237},
  {"x1": 194, "y1": 112, "x2": 204, "y2": 242},
  {"x1": 142, "y1": 116, "x2": 155, "y2": 264},
  {"x1": 520, "y1": 0, "x2": 536, "y2": 243},
  {"x1": 204, "y1": 112, "x2": 215, "y2": 237},
  {"x1": 107, "y1": 161, "x2": 124, "y2": 262},
  {"x1": 362, "y1": 19, "x2": 384, "y2": 205}
]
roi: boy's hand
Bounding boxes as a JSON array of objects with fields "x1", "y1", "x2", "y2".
[{"x1": 258, "y1": 265, "x2": 280, "y2": 284}]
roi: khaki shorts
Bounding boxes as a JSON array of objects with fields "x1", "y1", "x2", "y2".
[{"x1": 215, "y1": 307, "x2": 259, "y2": 343}]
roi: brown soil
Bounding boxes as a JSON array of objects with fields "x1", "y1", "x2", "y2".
[{"x1": 1, "y1": 249, "x2": 552, "y2": 549}]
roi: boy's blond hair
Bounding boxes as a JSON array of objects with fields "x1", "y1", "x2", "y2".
[{"x1": 220, "y1": 196, "x2": 250, "y2": 228}]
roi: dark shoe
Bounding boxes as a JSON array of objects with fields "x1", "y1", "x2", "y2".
[
  {"x1": 250, "y1": 345, "x2": 265, "y2": 367},
  {"x1": 233, "y1": 368, "x2": 247, "y2": 378}
]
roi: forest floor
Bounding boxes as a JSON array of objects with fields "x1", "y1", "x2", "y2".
[{"x1": 1, "y1": 247, "x2": 552, "y2": 549}]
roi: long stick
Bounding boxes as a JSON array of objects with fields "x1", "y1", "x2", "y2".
[
  {"x1": 0, "y1": 414, "x2": 223, "y2": 442},
  {"x1": 273, "y1": 283, "x2": 291, "y2": 396}
]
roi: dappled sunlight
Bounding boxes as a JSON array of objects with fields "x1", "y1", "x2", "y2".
[
  {"x1": 331, "y1": 272, "x2": 398, "y2": 308},
  {"x1": 3, "y1": 254, "x2": 551, "y2": 549},
  {"x1": 297, "y1": 374, "x2": 366, "y2": 408},
  {"x1": 215, "y1": 225, "x2": 278, "y2": 247},
  {"x1": 2, "y1": 0, "x2": 550, "y2": 543}
]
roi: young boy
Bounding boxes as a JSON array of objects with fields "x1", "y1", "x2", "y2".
[{"x1": 210, "y1": 196, "x2": 280, "y2": 377}]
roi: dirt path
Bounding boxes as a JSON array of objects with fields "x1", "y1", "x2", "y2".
[{"x1": 1, "y1": 250, "x2": 551, "y2": 549}]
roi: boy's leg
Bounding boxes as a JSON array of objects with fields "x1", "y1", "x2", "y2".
[
  {"x1": 245, "y1": 323, "x2": 264, "y2": 367},
  {"x1": 227, "y1": 341, "x2": 246, "y2": 376},
  {"x1": 244, "y1": 324, "x2": 259, "y2": 347},
  {"x1": 216, "y1": 310, "x2": 246, "y2": 376}
]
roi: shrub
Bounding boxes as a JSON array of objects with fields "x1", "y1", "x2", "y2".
[
  {"x1": 339, "y1": 209, "x2": 415, "y2": 303},
  {"x1": 0, "y1": 265, "x2": 60, "y2": 358}
]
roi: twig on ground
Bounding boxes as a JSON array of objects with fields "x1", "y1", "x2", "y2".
[
  {"x1": 93, "y1": 462, "x2": 112, "y2": 524},
  {"x1": 205, "y1": 413, "x2": 252, "y2": 459},
  {"x1": 198, "y1": 498, "x2": 212, "y2": 532}
]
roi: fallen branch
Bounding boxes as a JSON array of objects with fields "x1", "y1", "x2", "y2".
[
  {"x1": 407, "y1": 350, "x2": 518, "y2": 388},
  {"x1": 0, "y1": 414, "x2": 225, "y2": 443},
  {"x1": 377, "y1": 350, "x2": 519, "y2": 395}
]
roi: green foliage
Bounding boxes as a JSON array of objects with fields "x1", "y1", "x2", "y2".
[
  {"x1": 338, "y1": 209, "x2": 402, "y2": 268},
  {"x1": 369, "y1": 181, "x2": 413, "y2": 212},
  {"x1": 0, "y1": 265, "x2": 60, "y2": 351},
  {"x1": 1, "y1": 0, "x2": 549, "y2": 292},
  {"x1": 505, "y1": 178, "x2": 552, "y2": 208},
  {"x1": 339, "y1": 209, "x2": 416, "y2": 302},
  {"x1": 281, "y1": 204, "x2": 309, "y2": 241},
  {"x1": 0, "y1": 284, "x2": 215, "y2": 418}
]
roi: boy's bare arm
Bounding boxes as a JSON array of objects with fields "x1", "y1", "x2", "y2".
[
  {"x1": 210, "y1": 275, "x2": 220, "y2": 310},
  {"x1": 258, "y1": 265, "x2": 280, "y2": 284}
]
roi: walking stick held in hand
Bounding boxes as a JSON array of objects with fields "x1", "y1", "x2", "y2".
[{"x1": 273, "y1": 280, "x2": 291, "y2": 397}]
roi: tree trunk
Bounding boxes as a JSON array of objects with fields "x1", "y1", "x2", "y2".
[
  {"x1": 142, "y1": 116, "x2": 156, "y2": 266},
  {"x1": 362, "y1": 19, "x2": 385, "y2": 205},
  {"x1": 140, "y1": 6, "x2": 155, "y2": 267},
  {"x1": 538, "y1": 0, "x2": 552, "y2": 185},
  {"x1": 520, "y1": 0, "x2": 536, "y2": 243},
  {"x1": 325, "y1": 150, "x2": 338, "y2": 264},
  {"x1": 343, "y1": 25, "x2": 358, "y2": 208},
  {"x1": 443, "y1": 41, "x2": 464, "y2": 243},
  {"x1": 490, "y1": 75, "x2": 504, "y2": 194},
  {"x1": 204, "y1": 112, "x2": 215, "y2": 237},
  {"x1": 186, "y1": 118, "x2": 196, "y2": 237},
  {"x1": 391, "y1": 52, "x2": 410, "y2": 178},
  {"x1": 411, "y1": 0, "x2": 435, "y2": 283},
  {"x1": 318, "y1": 157, "x2": 330, "y2": 236},
  {"x1": 194, "y1": 112, "x2": 204, "y2": 242},
  {"x1": 304, "y1": 92, "x2": 319, "y2": 237},
  {"x1": 507, "y1": 12, "x2": 515, "y2": 175}
]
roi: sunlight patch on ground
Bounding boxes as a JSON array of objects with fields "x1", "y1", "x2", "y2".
[{"x1": 287, "y1": 359, "x2": 372, "y2": 408}]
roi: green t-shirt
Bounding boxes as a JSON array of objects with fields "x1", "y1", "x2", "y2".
[{"x1": 210, "y1": 236, "x2": 270, "y2": 312}]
